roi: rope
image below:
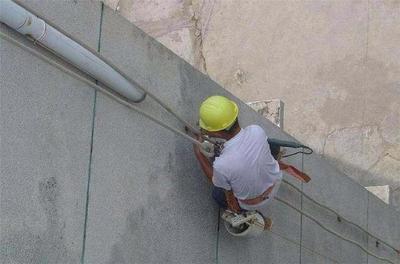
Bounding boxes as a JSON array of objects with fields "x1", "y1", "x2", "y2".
[
  {"x1": 274, "y1": 197, "x2": 395, "y2": 264},
  {"x1": 266, "y1": 227, "x2": 340, "y2": 264},
  {"x1": 2, "y1": 31, "x2": 398, "y2": 263},
  {"x1": 0, "y1": 31, "x2": 201, "y2": 147},
  {"x1": 282, "y1": 179, "x2": 399, "y2": 254},
  {"x1": 12, "y1": 0, "x2": 206, "y2": 140}
]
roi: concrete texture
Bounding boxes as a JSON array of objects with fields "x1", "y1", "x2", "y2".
[
  {"x1": 367, "y1": 193, "x2": 400, "y2": 264},
  {"x1": 1, "y1": 1, "x2": 400, "y2": 264},
  {"x1": 247, "y1": 99, "x2": 284, "y2": 129},
  {"x1": 217, "y1": 228, "x2": 300, "y2": 264},
  {"x1": 103, "y1": 0, "x2": 400, "y2": 211},
  {"x1": 19, "y1": 0, "x2": 102, "y2": 50},
  {"x1": 84, "y1": 94, "x2": 219, "y2": 264},
  {"x1": 301, "y1": 249, "x2": 339, "y2": 264},
  {"x1": 0, "y1": 1, "x2": 100, "y2": 263},
  {"x1": 302, "y1": 154, "x2": 369, "y2": 263}
]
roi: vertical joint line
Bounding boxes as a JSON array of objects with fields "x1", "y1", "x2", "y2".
[
  {"x1": 216, "y1": 208, "x2": 221, "y2": 264},
  {"x1": 81, "y1": 3, "x2": 104, "y2": 264},
  {"x1": 299, "y1": 151, "x2": 304, "y2": 264},
  {"x1": 366, "y1": 193, "x2": 369, "y2": 264}
]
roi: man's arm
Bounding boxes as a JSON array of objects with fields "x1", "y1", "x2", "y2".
[
  {"x1": 193, "y1": 144, "x2": 213, "y2": 182},
  {"x1": 224, "y1": 190, "x2": 241, "y2": 213},
  {"x1": 193, "y1": 144, "x2": 241, "y2": 213}
]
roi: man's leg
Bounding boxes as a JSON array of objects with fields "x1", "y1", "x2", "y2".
[{"x1": 212, "y1": 186, "x2": 228, "y2": 209}]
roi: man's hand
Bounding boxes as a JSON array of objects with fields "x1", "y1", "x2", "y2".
[
  {"x1": 192, "y1": 132, "x2": 206, "y2": 157},
  {"x1": 192, "y1": 139, "x2": 214, "y2": 182},
  {"x1": 225, "y1": 190, "x2": 241, "y2": 213},
  {"x1": 193, "y1": 142, "x2": 201, "y2": 154}
]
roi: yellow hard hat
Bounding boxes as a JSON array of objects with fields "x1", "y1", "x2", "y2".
[{"x1": 199, "y1": 95, "x2": 239, "y2": 132}]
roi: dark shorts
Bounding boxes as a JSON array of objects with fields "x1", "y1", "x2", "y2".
[
  {"x1": 212, "y1": 186, "x2": 228, "y2": 209},
  {"x1": 212, "y1": 186, "x2": 247, "y2": 213}
]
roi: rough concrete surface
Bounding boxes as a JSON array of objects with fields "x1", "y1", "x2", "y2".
[
  {"x1": 367, "y1": 193, "x2": 400, "y2": 264},
  {"x1": 102, "y1": 0, "x2": 400, "y2": 211},
  {"x1": 1, "y1": 1, "x2": 101, "y2": 263},
  {"x1": 84, "y1": 94, "x2": 219, "y2": 264},
  {"x1": 302, "y1": 154, "x2": 369, "y2": 263},
  {"x1": 1, "y1": 1, "x2": 400, "y2": 264},
  {"x1": 247, "y1": 99, "x2": 284, "y2": 129}
]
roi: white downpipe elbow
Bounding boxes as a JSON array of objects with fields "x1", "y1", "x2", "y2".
[{"x1": 0, "y1": 0, "x2": 146, "y2": 102}]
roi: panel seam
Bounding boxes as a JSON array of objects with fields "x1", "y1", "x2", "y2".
[
  {"x1": 81, "y1": 3, "x2": 104, "y2": 264},
  {"x1": 299, "y1": 152, "x2": 304, "y2": 264},
  {"x1": 366, "y1": 193, "x2": 370, "y2": 264},
  {"x1": 216, "y1": 208, "x2": 221, "y2": 264}
]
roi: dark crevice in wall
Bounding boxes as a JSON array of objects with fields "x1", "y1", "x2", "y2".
[
  {"x1": 81, "y1": 2, "x2": 104, "y2": 264},
  {"x1": 366, "y1": 193, "x2": 370, "y2": 264},
  {"x1": 215, "y1": 208, "x2": 221, "y2": 264},
  {"x1": 299, "y1": 153, "x2": 304, "y2": 264}
]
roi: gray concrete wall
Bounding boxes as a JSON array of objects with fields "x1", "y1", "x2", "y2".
[
  {"x1": 1, "y1": 1, "x2": 399, "y2": 264},
  {"x1": 102, "y1": 0, "x2": 400, "y2": 211}
]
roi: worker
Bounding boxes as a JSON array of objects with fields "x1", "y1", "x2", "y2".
[{"x1": 193, "y1": 95, "x2": 282, "y2": 230}]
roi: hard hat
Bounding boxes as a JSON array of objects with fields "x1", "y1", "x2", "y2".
[{"x1": 199, "y1": 95, "x2": 239, "y2": 132}]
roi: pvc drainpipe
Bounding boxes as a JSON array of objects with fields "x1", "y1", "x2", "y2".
[{"x1": 0, "y1": 0, "x2": 146, "y2": 102}]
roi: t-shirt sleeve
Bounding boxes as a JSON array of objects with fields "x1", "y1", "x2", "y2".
[
  {"x1": 252, "y1": 124, "x2": 267, "y2": 138},
  {"x1": 212, "y1": 165, "x2": 231, "y2": 190}
]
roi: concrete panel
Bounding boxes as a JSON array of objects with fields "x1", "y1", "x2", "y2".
[
  {"x1": 301, "y1": 154, "x2": 369, "y2": 263},
  {"x1": 278, "y1": 154, "x2": 303, "y2": 209},
  {"x1": 300, "y1": 248, "x2": 339, "y2": 264},
  {"x1": 84, "y1": 93, "x2": 219, "y2": 264},
  {"x1": 83, "y1": 9, "x2": 223, "y2": 263},
  {"x1": 18, "y1": 0, "x2": 102, "y2": 49},
  {"x1": 303, "y1": 153, "x2": 369, "y2": 227},
  {"x1": 217, "y1": 226, "x2": 300, "y2": 264},
  {"x1": 0, "y1": 37, "x2": 95, "y2": 263},
  {"x1": 83, "y1": 6, "x2": 305, "y2": 263},
  {"x1": 367, "y1": 193, "x2": 400, "y2": 264},
  {"x1": 302, "y1": 217, "x2": 367, "y2": 263},
  {"x1": 367, "y1": 237, "x2": 400, "y2": 264},
  {"x1": 267, "y1": 154, "x2": 303, "y2": 243},
  {"x1": 367, "y1": 167, "x2": 400, "y2": 249}
]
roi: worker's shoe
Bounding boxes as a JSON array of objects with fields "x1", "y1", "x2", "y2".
[{"x1": 264, "y1": 217, "x2": 273, "y2": 231}]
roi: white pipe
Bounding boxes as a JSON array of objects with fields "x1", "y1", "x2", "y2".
[{"x1": 0, "y1": 0, "x2": 146, "y2": 102}]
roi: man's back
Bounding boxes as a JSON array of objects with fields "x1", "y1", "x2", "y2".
[{"x1": 212, "y1": 125, "x2": 282, "y2": 200}]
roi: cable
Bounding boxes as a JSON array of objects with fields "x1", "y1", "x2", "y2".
[
  {"x1": 0, "y1": 31, "x2": 201, "y2": 147},
  {"x1": 12, "y1": 0, "x2": 208, "y2": 142},
  {"x1": 282, "y1": 178, "x2": 400, "y2": 255},
  {"x1": 2, "y1": 30, "x2": 398, "y2": 263},
  {"x1": 274, "y1": 197, "x2": 395, "y2": 264},
  {"x1": 282, "y1": 146, "x2": 313, "y2": 158},
  {"x1": 266, "y1": 227, "x2": 340, "y2": 264}
]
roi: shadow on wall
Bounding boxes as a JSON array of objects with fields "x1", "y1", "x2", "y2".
[
  {"x1": 298, "y1": 55, "x2": 400, "y2": 211},
  {"x1": 105, "y1": 136, "x2": 218, "y2": 264},
  {"x1": 1, "y1": 177, "x2": 76, "y2": 264},
  {"x1": 322, "y1": 154, "x2": 400, "y2": 211}
]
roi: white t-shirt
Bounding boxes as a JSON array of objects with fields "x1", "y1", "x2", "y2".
[{"x1": 212, "y1": 125, "x2": 282, "y2": 200}]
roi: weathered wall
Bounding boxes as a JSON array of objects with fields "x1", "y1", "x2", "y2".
[
  {"x1": 1, "y1": 1, "x2": 399, "y2": 263},
  {"x1": 102, "y1": 0, "x2": 400, "y2": 210}
]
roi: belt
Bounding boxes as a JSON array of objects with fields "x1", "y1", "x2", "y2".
[{"x1": 239, "y1": 184, "x2": 276, "y2": 206}]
